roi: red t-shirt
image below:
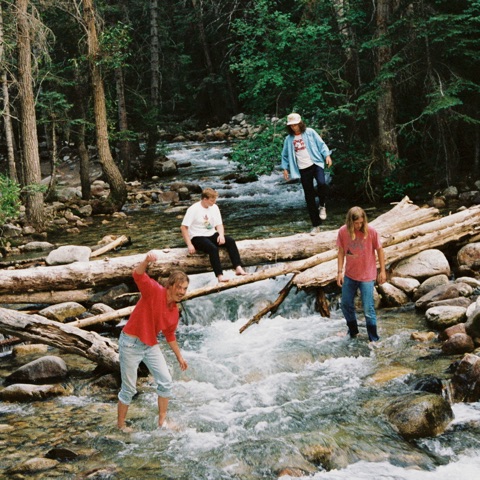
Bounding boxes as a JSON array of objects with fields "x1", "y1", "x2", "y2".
[
  {"x1": 336, "y1": 225, "x2": 382, "y2": 282},
  {"x1": 122, "y1": 271, "x2": 179, "y2": 346}
]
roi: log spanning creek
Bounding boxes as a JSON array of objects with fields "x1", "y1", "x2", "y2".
[{"x1": 1, "y1": 142, "x2": 480, "y2": 479}]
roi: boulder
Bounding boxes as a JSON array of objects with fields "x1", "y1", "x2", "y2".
[
  {"x1": 0, "y1": 383, "x2": 70, "y2": 402},
  {"x1": 457, "y1": 243, "x2": 480, "y2": 273},
  {"x1": 465, "y1": 303, "x2": 480, "y2": 338},
  {"x1": 442, "y1": 333, "x2": 475, "y2": 355},
  {"x1": 413, "y1": 275, "x2": 450, "y2": 301},
  {"x1": 39, "y1": 302, "x2": 87, "y2": 322},
  {"x1": 389, "y1": 276, "x2": 420, "y2": 295},
  {"x1": 385, "y1": 393, "x2": 453, "y2": 439},
  {"x1": 20, "y1": 241, "x2": 55, "y2": 253},
  {"x1": 7, "y1": 457, "x2": 59, "y2": 474},
  {"x1": 425, "y1": 306, "x2": 467, "y2": 330},
  {"x1": 377, "y1": 282, "x2": 410, "y2": 307},
  {"x1": 5, "y1": 355, "x2": 68, "y2": 385},
  {"x1": 450, "y1": 353, "x2": 480, "y2": 402},
  {"x1": 391, "y1": 249, "x2": 451, "y2": 280},
  {"x1": 415, "y1": 282, "x2": 473, "y2": 310},
  {"x1": 439, "y1": 322, "x2": 467, "y2": 341},
  {"x1": 46, "y1": 245, "x2": 91, "y2": 265}
]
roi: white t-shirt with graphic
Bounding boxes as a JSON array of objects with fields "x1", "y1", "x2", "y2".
[
  {"x1": 293, "y1": 134, "x2": 314, "y2": 170},
  {"x1": 182, "y1": 201, "x2": 222, "y2": 238}
]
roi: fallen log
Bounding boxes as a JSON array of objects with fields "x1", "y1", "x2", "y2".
[
  {"x1": 0, "y1": 308, "x2": 119, "y2": 372},
  {"x1": 0, "y1": 197, "x2": 438, "y2": 296},
  {"x1": 0, "y1": 289, "x2": 95, "y2": 305},
  {"x1": 90, "y1": 234, "x2": 131, "y2": 258}
]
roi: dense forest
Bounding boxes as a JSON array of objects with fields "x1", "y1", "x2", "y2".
[{"x1": 0, "y1": 0, "x2": 479, "y2": 229}]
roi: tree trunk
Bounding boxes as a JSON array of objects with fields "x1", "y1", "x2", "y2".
[
  {"x1": 0, "y1": 197, "x2": 439, "y2": 295},
  {"x1": 16, "y1": 0, "x2": 44, "y2": 228},
  {"x1": 375, "y1": 0, "x2": 398, "y2": 174},
  {"x1": 0, "y1": 308, "x2": 119, "y2": 372},
  {"x1": 0, "y1": 1, "x2": 18, "y2": 182},
  {"x1": 72, "y1": 61, "x2": 91, "y2": 200},
  {"x1": 83, "y1": 0, "x2": 127, "y2": 211}
]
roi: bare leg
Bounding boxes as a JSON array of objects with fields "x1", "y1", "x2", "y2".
[
  {"x1": 117, "y1": 400, "x2": 132, "y2": 432},
  {"x1": 158, "y1": 396, "x2": 169, "y2": 427}
]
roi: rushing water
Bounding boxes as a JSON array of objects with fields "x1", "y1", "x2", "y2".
[{"x1": 1, "y1": 142, "x2": 480, "y2": 479}]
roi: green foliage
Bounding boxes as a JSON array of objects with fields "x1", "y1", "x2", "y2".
[
  {"x1": 0, "y1": 175, "x2": 21, "y2": 225},
  {"x1": 230, "y1": 119, "x2": 285, "y2": 176}
]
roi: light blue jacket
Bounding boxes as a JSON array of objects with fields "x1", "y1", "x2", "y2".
[{"x1": 281, "y1": 128, "x2": 332, "y2": 179}]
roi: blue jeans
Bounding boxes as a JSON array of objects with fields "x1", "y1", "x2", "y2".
[
  {"x1": 340, "y1": 276, "x2": 380, "y2": 341},
  {"x1": 299, "y1": 164, "x2": 327, "y2": 227},
  {"x1": 118, "y1": 332, "x2": 173, "y2": 405}
]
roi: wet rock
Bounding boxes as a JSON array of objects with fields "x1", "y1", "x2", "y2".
[
  {"x1": 39, "y1": 302, "x2": 87, "y2": 322},
  {"x1": 5, "y1": 355, "x2": 68, "y2": 385},
  {"x1": 45, "y1": 447, "x2": 79, "y2": 461},
  {"x1": 7, "y1": 457, "x2": 59, "y2": 474},
  {"x1": 385, "y1": 392, "x2": 453, "y2": 439},
  {"x1": 458, "y1": 242, "x2": 480, "y2": 272},
  {"x1": 425, "y1": 306, "x2": 467, "y2": 330},
  {"x1": 391, "y1": 249, "x2": 451, "y2": 280},
  {"x1": 442, "y1": 333, "x2": 475, "y2": 355},
  {"x1": 277, "y1": 467, "x2": 311, "y2": 478},
  {"x1": 0, "y1": 383, "x2": 70, "y2": 402},
  {"x1": 408, "y1": 375, "x2": 444, "y2": 395},
  {"x1": 389, "y1": 276, "x2": 420, "y2": 295},
  {"x1": 89, "y1": 283, "x2": 130, "y2": 308},
  {"x1": 0, "y1": 424, "x2": 15, "y2": 433},
  {"x1": 450, "y1": 353, "x2": 480, "y2": 402},
  {"x1": 413, "y1": 275, "x2": 450, "y2": 302},
  {"x1": 46, "y1": 245, "x2": 92, "y2": 265},
  {"x1": 377, "y1": 282, "x2": 410, "y2": 307},
  {"x1": 410, "y1": 331, "x2": 436, "y2": 342}
]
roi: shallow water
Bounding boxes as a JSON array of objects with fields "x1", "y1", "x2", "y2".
[{"x1": 1, "y1": 142, "x2": 480, "y2": 479}]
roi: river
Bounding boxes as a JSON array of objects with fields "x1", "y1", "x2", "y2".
[{"x1": 1, "y1": 142, "x2": 480, "y2": 479}]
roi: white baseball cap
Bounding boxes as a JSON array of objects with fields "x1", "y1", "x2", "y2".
[{"x1": 286, "y1": 113, "x2": 302, "y2": 125}]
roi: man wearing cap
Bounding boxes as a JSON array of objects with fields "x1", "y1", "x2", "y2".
[{"x1": 281, "y1": 113, "x2": 333, "y2": 235}]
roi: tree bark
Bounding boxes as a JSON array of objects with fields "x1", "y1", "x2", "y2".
[
  {"x1": 16, "y1": 0, "x2": 44, "y2": 227},
  {"x1": 0, "y1": 308, "x2": 119, "y2": 372},
  {"x1": 83, "y1": 0, "x2": 127, "y2": 211},
  {"x1": 0, "y1": 197, "x2": 439, "y2": 295}
]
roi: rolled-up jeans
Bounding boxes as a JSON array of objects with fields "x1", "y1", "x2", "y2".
[
  {"x1": 340, "y1": 276, "x2": 379, "y2": 341},
  {"x1": 118, "y1": 331, "x2": 173, "y2": 405}
]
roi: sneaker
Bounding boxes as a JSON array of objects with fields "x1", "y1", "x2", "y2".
[
  {"x1": 309, "y1": 226, "x2": 321, "y2": 235},
  {"x1": 319, "y1": 206, "x2": 327, "y2": 220}
]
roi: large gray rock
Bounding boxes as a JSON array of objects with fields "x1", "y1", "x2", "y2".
[
  {"x1": 415, "y1": 282, "x2": 473, "y2": 310},
  {"x1": 465, "y1": 303, "x2": 480, "y2": 338},
  {"x1": 46, "y1": 245, "x2": 91, "y2": 265},
  {"x1": 385, "y1": 393, "x2": 453, "y2": 439},
  {"x1": 413, "y1": 275, "x2": 450, "y2": 301},
  {"x1": 5, "y1": 355, "x2": 68, "y2": 385},
  {"x1": 39, "y1": 302, "x2": 87, "y2": 322},
  {"x1": 0, "y1": 383, "x2": 70, "y2": 402},
  {"x1": 389, "y1": 276, "x2": 420, "y2": 295},
  {"x1": 377, "y1": 282, "x2": 410, "y2": 307},
  {"x1": 425, "y1": 306, "x2": 467, "y2": 330},
  {"x1": 391, "y1": 249, "x2": 450, "y2": 280}
]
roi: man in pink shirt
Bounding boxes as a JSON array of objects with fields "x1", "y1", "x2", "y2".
[
  {"x1": 336, "y1": 207, "x2": 386, "y2": 341},
  {"x1": 117, "y1": 251, "x2": 189, "y2": 432}
]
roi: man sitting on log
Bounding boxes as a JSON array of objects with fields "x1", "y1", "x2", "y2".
[
  {"x1": 117, "y1": 251, "x2": 189, "y2": 432},
  {"x1": 181, "y1": 187, "x2": 247, "y2": 282}
]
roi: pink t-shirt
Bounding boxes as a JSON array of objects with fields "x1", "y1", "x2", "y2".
[
  {"x1": 336, "y1": 225, "x2": 382, "y2": 282},
  {"x1": 122, "y1": 272, "x2": 179, "y2": 346}
]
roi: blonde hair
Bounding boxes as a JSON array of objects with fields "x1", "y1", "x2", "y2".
[
  {"x1": 201, "y1": 188, "x2": 219, "y2": 200},
  {"x1": 165, "y1": 270, "x2": 189, "y2": 287},
  {"x1": 346, "y1": 206, "x2": 368, "y2": 240}
]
